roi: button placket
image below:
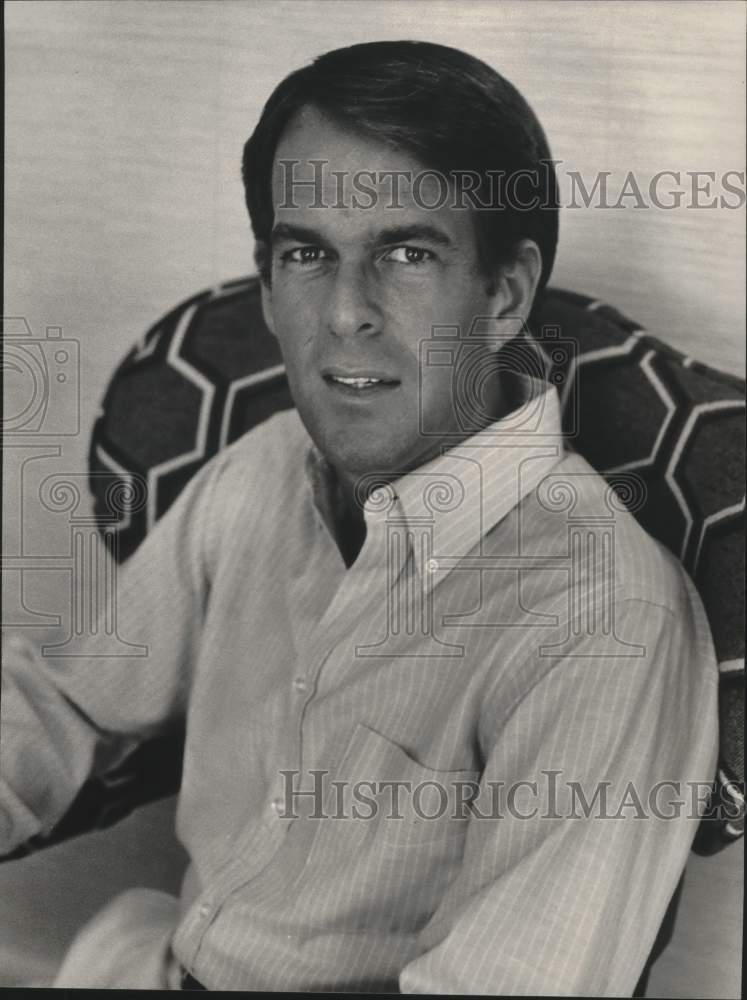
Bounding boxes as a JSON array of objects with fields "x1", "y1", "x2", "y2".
[{"x1": 315, "y1": 523, "x2": 396, "y2": 645}]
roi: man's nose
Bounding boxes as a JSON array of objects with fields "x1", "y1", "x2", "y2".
[{"x1": 325, "y1": 263, "x2": 382, "y2": 339}]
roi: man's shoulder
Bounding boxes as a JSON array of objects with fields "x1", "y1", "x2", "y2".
[
  {"x1": 221, "y1": 406, "x2": 305, "y2": 456},
  {"x1": 182, "y1": 408, "x2": 308, "y2": 546},
  {"x1": 507, "y1": 448, "x2": 690, "y2": 618},
  {"x1": 206, "y1": 407, "x2": 307, "y2": 489}
]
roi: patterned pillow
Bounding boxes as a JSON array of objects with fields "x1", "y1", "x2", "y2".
[{"x1": 87, "y1": 275, "x2": 743, "y2": 851}]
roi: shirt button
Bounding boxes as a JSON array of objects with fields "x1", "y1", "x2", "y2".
[
  {"x1": 426, "y1": 558, "x2": 439, "y2": 573},
  {"x1": 198, "y1": 902, "x2": 211, "y2": 918},
  {"x1": 270, "y1": 797, "x2": 284, "y2": 816},
  {"x1": 292, "y1": 677, "x2": 308, "y2": 693}
]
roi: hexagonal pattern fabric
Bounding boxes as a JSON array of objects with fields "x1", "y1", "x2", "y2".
[{"x1": 5, "y1": 275, "x2": 724, "y2": 862}]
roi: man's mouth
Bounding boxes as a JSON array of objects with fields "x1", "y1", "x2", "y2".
[{"x1": 322, "y1": 369, "x2": 400, "y2": 393}]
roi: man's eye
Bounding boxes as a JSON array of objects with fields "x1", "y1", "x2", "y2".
[
  {"x1": 282, "y1": 246, "x2": 328, "y2": 264},
  {"x1": 383, "y1": 246, "x2": 435, "y2": 265}
]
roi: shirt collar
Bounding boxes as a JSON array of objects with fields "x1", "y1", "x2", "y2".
[{"x1": 306, "y1": 375, "x2": 565, "y2": 591}]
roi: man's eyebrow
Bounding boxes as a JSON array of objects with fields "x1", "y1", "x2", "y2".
[
  {"x1": 270, "y1": 222, "x2": 455, "y2": 249},
  {"x1": 270, "y1": 223, "x2": 327, "y2": 246},
  {"x1": 374, "y1": 224, "x2": 454, "y2": 248}
]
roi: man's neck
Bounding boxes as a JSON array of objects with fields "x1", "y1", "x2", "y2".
[
  {"x1": 317, "y1": 465, "x2": 367, "y2": 569},
  {"x1": 326, "y1": 372, "x2": 527, "y2": 567},
  {"x1": 334, "y1": 477, "x2": 367, "y2": 568}
]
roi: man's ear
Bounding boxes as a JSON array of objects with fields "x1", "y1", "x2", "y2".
[
  {"x1": 488, "y1": 239, "x2": 543, "y2": 340},
  {"x1": 255, "y1": 240, "x2": 275, "y2": 335},
  {"x1": 260, "y1": 280, "x2": 275, "y2": 336}
]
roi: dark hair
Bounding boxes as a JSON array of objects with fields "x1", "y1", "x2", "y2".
[{"x1": 242, "y1": 40, "x2": 559, "y2": 290}]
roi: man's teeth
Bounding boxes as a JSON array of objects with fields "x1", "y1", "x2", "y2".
[{"x1": 332, "y1": 376, "x2": 383, "y2": 386}]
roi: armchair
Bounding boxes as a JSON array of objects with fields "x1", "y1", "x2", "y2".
[{"x1": 2, "y1": 276, "x2": 743, "y2": 993}]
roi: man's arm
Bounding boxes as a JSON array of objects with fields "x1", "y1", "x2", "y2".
[
  {"x1": 0, "y1": 452, "x2": 225, "y2": 854},
  {"x1": 399, "y1": 596, "x2": 719, "y2": 996}
]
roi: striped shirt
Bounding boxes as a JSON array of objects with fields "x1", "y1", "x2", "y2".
[{"x1": 1, "y1": 380, "x2": 719, "y2": 994}]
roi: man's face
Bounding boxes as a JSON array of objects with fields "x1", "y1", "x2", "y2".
[{"x1": 263, "y1": 106, "x2": 503, "y2": 487}]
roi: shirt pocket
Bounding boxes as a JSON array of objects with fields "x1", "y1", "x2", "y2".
[{"x1": 290, "y1": 722, "x2": 479, "y2": 935}]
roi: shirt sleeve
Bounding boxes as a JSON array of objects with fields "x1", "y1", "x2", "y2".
[
  {"x1": 398, "y1": 596, "x2": 720, "y2": 996},
  {"x1": 0, "y1": 451, "x2": 226, "y2": 854}
]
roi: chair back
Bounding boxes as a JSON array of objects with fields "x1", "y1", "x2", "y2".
[{"x1": 90, "y1": 276, "x2": 744, "y2": 852}]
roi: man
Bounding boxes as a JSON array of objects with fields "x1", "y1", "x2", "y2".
[{"x1": 1, "y1": 41, "x2": 718, "y2": 993}]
